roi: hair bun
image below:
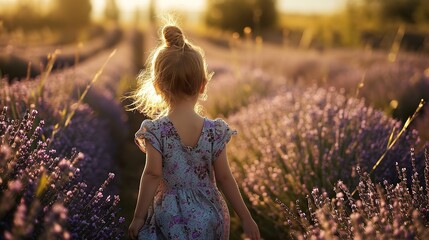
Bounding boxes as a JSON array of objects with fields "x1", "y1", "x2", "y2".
[{"x1": 162, "y1": 25, "x2": 185, "y2": 48}]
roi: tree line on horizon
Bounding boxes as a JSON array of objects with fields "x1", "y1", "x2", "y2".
[{"x1": 204, "y1": 0, "x2": 429, "y2": 32}]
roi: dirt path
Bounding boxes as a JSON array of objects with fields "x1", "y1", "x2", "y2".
[{"x1": 117, "y1": 25, "x2": 158, "y2": 239}]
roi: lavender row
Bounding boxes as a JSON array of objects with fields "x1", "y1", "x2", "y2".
[
  {"x1": 0, "y1": 31, "x2": 136, "y2": 186},
  {"x1": 227, "y1": 86, "x2": 426, "y2": 238},
  {"x1": 0, "y1": 30, "x2": 140, "y2": 238},
  {"x1": 278, "y1": 148, "x2": 429, "y2": 239},
  {"x1": 0, "y1": 108, "x2": 125, "y2": 239}
]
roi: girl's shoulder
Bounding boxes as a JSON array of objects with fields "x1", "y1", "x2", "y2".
[
  {"x1": 206, "y1": 118, "x2": 237, "y2": 158},
  {"x1": 135, "y1": 118, "x2": 170, "y2": 154},
  {"x1": 136, "y1": 118, "x2": 160, "y2": 137},
  {"x1": 206, "y1": 118, "x2": 237, "y2": 140},
  {"x1": 211, "y1": 118, "x2": 231, "y2": 131},
  {"x1": 210, "y1": 118, "x2": 229, "y2": 128}
]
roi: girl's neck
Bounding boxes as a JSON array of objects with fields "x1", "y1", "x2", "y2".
[{"x1": 168, "y1": 97, "x2": 199, "y2": 119}]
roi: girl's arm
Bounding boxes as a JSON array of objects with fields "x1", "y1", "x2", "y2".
[
  {"x1": 213, "y1": 146, "x2": 260, "y2": 240},
  {"x1": 129, "y1": 140, "x2": 163, "y2": 240}
]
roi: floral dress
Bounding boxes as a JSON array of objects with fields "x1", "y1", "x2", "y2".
[{"x1": 135, "y1": 116, "x2": 236, "y2": 240}]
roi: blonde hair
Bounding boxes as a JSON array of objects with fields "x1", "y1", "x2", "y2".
[{"x1": 127, "y1": 25, "x2": 212, "y2": 119}]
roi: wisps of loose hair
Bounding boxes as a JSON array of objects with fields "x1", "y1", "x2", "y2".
[{"x1": 125, "y1": 17, "x2": 212, "y2": 119}]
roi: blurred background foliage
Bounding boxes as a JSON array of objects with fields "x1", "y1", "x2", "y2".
[
  {"x1": 205, "y1": 0, "x2": 277, "y2": 34},
  {"x1": 49, "y1": 0, "x2": 92, "y2": 29},
  {"x1": 370, "y1": 0, "x2": 429, "y2": 24},
  {"x1": 1, "y1": 0, "x2": 92, "y2": 31},
  {"x1": 104, "y1": 0, "x2": 120, "y2": 23}
]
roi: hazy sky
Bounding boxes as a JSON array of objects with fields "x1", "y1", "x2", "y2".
[
  {"x1": 279, "y1": 0, "x2": 343, "y2": 13},
  {"x1": 0, "y1": 0, "x2": 345, "y2": 15},
  {"x1": 91, "y1": 0, "x2": 344, "y2": 14}
]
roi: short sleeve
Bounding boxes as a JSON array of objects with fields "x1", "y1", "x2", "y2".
[
  {"x1": 213, "y1": 119, "x2": 237, "y2": 160},
  {"x1": 135, "y1": 119, "x2": 162, "y2": 154}
]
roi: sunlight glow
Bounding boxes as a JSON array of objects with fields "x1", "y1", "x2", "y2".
[
  {"x1": 91, "y1": 0, "x2": 343, "y2": 16},
  {"x1": 280, "y1": 0, "x2": 343, "y2": 13},
  {"x1": 0, "y1": 0, "x2": 344, "y2": 17},
  {"x1": 91, "y1": 0, "x2": 205, "y2": 15}
]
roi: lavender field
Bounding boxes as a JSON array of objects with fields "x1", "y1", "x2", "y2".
[{"x1": 1, "y1": 0, "x2": 429, "y2": 239}]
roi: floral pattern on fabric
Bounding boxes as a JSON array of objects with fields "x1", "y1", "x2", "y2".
[{"x1": 134, "y1": 117, "x2": 236, "y2": 240}]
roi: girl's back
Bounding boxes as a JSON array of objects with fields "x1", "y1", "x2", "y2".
[
  {"x1": 135, "y1": 116, "x2": 235, "y2": 239},
  {"x1": 167, "y1": 115, "x2": 204, "y2": 149}
]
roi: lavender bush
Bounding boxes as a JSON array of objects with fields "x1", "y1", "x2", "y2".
[
  {"x1": 0, "y1": 76, "x2": 121, "y2": 190},
  {"x1": 227, "y1": 86, "x2": 425, "y2": 238},
  {"x1": 0, "y1": 33, "x2": 137, "y2": 238},
  {"x1": 0, "y1": 107, "x2": 125, "y2": 239},
  {"x1": 203, "y1": 67, "x2": 277, "y2": 117},
  {"x1": 0, "y1": 32, "x2": 134, "y2": 186},
  {"x1": 277, "y1": 148, "x2": 429, "y2": 239}
]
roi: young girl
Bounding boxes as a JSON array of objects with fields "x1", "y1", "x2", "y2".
[{"x1": 128, "y1": 24, "x2": 260, "y2": 240}]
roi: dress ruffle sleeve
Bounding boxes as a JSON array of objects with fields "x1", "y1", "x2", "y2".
[
  {"x1": 135, "y1": 119, "x2": 162, "y2": 154},
  {"x1": 212, "y1": 119, "x2": 237, "y2": 161}
]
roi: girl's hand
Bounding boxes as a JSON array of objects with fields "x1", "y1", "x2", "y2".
[
  {"x1": 128, "y1": 217, "x2": 145, "y2": 240},
  {"x1": 242, "y1": 217, "x2": 260, "y2": 240}
]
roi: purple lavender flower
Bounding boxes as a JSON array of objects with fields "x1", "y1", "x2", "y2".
[
  {"x1": 227, "y1": 86, "x2": 426, "y2": 238},
  {"x1": 0, "y1": 108, "x2": 125, "y2": 239},
  {"x1": 278, "y1": 148, "x2": 429, "y2": 239}
]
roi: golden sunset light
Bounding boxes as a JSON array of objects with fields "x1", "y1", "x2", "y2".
[
  {"x1": 1, "y1": 0, "x2": 343, "y2": 15},
  {"x1": 91, "y1": 0, "x2": 343, "y2": 16}
]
